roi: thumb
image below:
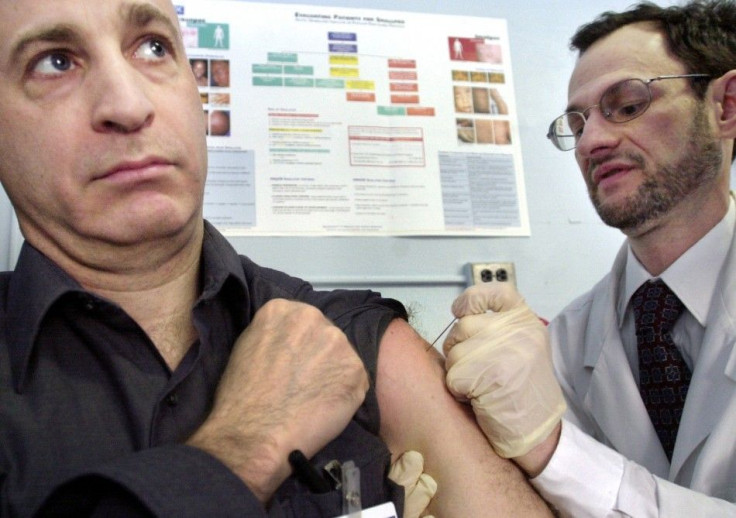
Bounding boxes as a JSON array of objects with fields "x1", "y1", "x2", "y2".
[
  {"x1": 388, "y1": 450, "x2": 424, "y2": 487},
  {"x1": 442, "y1": 312, "x2": 496, "y2": 357},
  {"x1": 388, "y1": 451, "x2": 437, "y2": 518}
]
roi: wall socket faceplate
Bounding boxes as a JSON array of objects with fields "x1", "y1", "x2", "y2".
[{"x1": 467, "y1": 262, "x2": 516, "y2": 288}]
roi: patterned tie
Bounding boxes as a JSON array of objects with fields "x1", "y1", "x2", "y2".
[{"x1": 631, "y1": 279, "x2": 690, "y2": 461}]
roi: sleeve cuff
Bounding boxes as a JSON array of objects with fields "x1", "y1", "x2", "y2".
[
  {"x1": 40, "y1": 445, "x2": 267, "y2": 517},
  {"x1": 530, "y1": 419, "x2": 624, "y2": 518}
]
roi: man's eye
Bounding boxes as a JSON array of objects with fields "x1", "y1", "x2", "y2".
[
  {"x1": 612, "y1": 100, "x2": 648, "y2": 120},
  {"x1": 569, "y1": 120, "x2": 584, "y2": 137},
  {"x1": 136, "y1": 38, "x2": 169, "y2": 61},
  {"x1": 33, "y1": 53, "x2": 74, "y2": 76}
]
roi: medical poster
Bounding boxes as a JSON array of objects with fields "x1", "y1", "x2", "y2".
[{"x1": 176, "y1": 1, "x2": 530, "y2": 236}]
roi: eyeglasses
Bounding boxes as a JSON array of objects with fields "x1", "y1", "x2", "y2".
[{"x1": 546, "y1": 74, "x2": 711, "y2": 151}]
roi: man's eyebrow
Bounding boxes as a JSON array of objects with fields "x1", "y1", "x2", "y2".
[
  {"x1": 121, "y1": 2, "x2": 181, "y2": 39},
  {"x1": 6, "y1": 3, "x2": 181, "y2": 69},
  {"x1": 9, "y1": 25, "x2": 81, "y2": 67},
  {"x1": 564, "y1": 98, "x2": 589, "y2": 114}
]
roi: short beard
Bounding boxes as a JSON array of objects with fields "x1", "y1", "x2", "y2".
[{"x1": 589, "y1": 103, "x2": 722, "y2": 231}]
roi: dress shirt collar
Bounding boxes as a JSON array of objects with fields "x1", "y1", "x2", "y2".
[
  {"x1": 619, "y1": 197, "x2": 736, "y2": 327},
  {"x1": 6, "y1": 221, "x2": 248, "y2": 392},
  {"x1": 6, "y1": 242, "x2": 82, "y2": 392}
]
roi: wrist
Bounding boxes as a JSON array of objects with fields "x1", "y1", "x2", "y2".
[
  {"x1": 513, "y1": 421, "x2": 561, "y2": 478},
  {"x1": 187, "y1": 421, "x2": 289, "y2": 502}
]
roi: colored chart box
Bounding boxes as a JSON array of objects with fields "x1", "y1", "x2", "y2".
[
  {"x1": 268, "y1": 52, "x2": 298, "y2": 63},
  {"x1": 253, "y1": 76, "x2": 284, "y2": 86},
  {"x1": 347, "y1": 92, "x2": 376, "y2": 102},
  {"x1": 316, "y1": 79, "x2": 346, "y2": 88},
  {"x1": 377, "y1": 106, "x2": 407, "y2": 116},
  {"x1": 284, "y1": 65, "x2": 314, "y2": 75},
  {"x1": 285, "y1": 77, "x2": 315, "y2": 87}
]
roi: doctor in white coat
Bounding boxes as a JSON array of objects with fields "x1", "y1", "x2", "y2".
[{"x1": 443, "y1": 1, "x2": 736, "y2": 516}]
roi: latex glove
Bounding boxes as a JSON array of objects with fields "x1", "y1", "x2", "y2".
[
  {"x1": 388, "y1": 451, "x2": 437, "y2": 518},
  {"x1": 443, "y1": 282, "x2": 566, "y2": 459}
]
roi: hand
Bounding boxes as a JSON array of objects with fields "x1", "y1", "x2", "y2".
[
  {"x1": 443, "y1": 283, "x2": 566, "y2": 460},
  {"x1": 188, "y1": 299, "x2": 369, "y2": 501},
  {"x1": 388, "y1": 451, "x2": 437, "y2": 518}
]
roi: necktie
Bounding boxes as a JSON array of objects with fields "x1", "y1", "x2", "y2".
[{"x1": 631, "y1": 279, "x2": 690, "y2": 460}]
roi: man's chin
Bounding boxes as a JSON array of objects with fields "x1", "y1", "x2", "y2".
[
  {"x1": 592, "y1": 197, "x2": 642, "y2": 231},
  {"x1": 86, "y1": 210, "x2": 199, "y2": 247}
]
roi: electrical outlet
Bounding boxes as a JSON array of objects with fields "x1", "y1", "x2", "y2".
[{"x1": 466, "y1": 262, "x2": 516, "y2": 287}]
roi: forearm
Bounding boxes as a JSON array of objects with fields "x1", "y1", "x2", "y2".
[
  {"x1": 186, "y1": 418, "x2": 288, "y2": 503},
  {"x1": 423, "y1": 397, "x2": 553, "y2": 516},
  {"x1": 513, "y1": 422, "x2": 562, "y2": 478}
]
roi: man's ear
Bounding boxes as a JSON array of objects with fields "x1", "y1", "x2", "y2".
[{"x1": 713, "y1": 70, "x2": 736, "y2": 138}]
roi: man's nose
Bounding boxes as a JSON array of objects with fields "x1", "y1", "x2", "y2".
[
  {"x1": 575, "y1": 108, "x2": 620, "y2": 157},
  {"x1": 89, "y1": 57, "x2": 155, "y2": 134}
]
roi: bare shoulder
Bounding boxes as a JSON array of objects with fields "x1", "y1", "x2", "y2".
[
  {"x1": 377, "y1": 318, "x2": 446, "y2": 409},
  {"x1": 375, "y1": 317, "x2": 479, "y2": 455},
  {"x1": 376, "y1": 318, "x2": 553, "y2": 517}
]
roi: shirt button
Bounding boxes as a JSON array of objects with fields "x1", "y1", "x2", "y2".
[
  {"x1": 76, "y1": 294, "x2": 97, "y2": 311},
  {"x1": 166, "y1": 393, "x2": 179, "y2": 407}
]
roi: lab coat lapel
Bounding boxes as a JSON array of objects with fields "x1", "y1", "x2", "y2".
[
  {"x1": 583, "y1": 244, "x2": 670, "y2": 477},
  {"x1": 671, "y1": 225, "x2": 736, "y2": 478}
]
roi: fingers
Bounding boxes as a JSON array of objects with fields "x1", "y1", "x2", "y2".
[
  {"x1": 442, "y1": 312, "x2": 493, "y2": 356},
  {"x1": 388, "y1": 450, "x2": 424, "y2": 487},
  {"x1": 442, "y1": 296, "x2": 565, "y2": 459},
  {"x1": 229, "y1": 299, "x2": 369, "y2": 451},
  {"x1": 388, "y1": 451, "x2": 437, "y2": 518},
  {"x1": 408, "y1": 474, "x2": 438, "y2": 518},
  {"x1": 450, "y1": 282, "x2": 524, "y2": 318}
]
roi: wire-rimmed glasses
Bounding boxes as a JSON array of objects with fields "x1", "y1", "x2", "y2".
[{"x1": 546, "y1": 74, "x2": 711, "y2": 151}]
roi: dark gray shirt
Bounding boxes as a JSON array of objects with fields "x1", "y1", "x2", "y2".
[{"x1": 1, "y1": 222, "x2": 406, "y2": 517}]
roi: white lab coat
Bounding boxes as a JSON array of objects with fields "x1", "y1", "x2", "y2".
[{"x1": 548, "y1": 231, "x2": 736, "y2": 515}]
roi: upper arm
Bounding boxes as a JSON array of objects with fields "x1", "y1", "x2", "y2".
[{"x1": 376, "y1": 318, "x2": 552, "y2": 517}]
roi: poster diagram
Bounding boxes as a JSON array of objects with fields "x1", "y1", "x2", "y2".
[{"x1": 177, "y1": 1, "x2": 529, "y2": 236}]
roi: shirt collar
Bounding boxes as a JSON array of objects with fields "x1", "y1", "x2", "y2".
[
  {"x1": 6, "y1": 242, "x2": 83, "y2": 392},
  {"x1": 7, "y1": 221, "x2": 248, "y2": 392},
  {"x1": 620, "y1": 197, "x2": 736, "y2": 326},
  {"x1": 199, "y1": 220, "x2": 249, "y2": 302}
]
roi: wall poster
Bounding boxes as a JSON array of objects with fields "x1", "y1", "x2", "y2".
[{"x1": 177, "y1": 1, "x2": 530, "y2": 236}]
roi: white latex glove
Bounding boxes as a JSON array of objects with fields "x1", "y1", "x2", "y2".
[
  {"x1": 388, "y1": 451, "x2": 437, "y2": 518},
  {"x1": 443, "y1": 282, "x2": 566, "y2": 459}
]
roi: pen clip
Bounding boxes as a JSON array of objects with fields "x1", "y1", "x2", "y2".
[
  {"x1": 341, "y1": 460, "x2": 361, "y2": 515},
  {"x1": 323, "y1": 459, "x2": 343, "y2": 491}
]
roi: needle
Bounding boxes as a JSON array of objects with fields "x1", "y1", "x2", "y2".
[{"x1": 426, "y1": 317, "x2": 457, "y2": 351}]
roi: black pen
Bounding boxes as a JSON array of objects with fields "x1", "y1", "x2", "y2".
[{"x1": 289, "y1": 449, "x2": 332, "y2": 493}]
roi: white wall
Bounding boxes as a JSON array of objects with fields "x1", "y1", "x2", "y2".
[{"x1": 0, "y1": 0, "x2": 673, "y2": 343}]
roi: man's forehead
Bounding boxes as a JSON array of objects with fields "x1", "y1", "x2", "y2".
[
  {"x1": 566, "y1": 25, "x2": 673, "y2": 108},
  {"x1": 0, "y1": 0, "x2": 180, "y2": 66},
  {"x1": 0, "y1": 0, "x2": 178, "y2": 39}
]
